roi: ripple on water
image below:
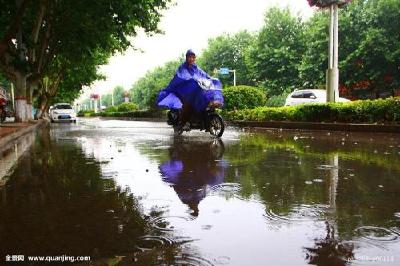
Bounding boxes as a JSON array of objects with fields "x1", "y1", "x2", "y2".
[
  {"x1": 264, "y1": 204, "x2": 329, "y2": 222},
  {"x1": 210, "y1": 183, "x2": 241, "y2": 194},
  {"x1": 136, "y1": 235, "x2": 196, "y2": 249},
  {"x1": 394, "y1": 212, "x2": 400, "y2": 219},
  {"x1": 354, "y1": 226, "x2": 400, "y2": 242},
  {"x1": 150, "y1": 216, "x2": 196, "y2": 232},
  {"x1": 316, "y1": 165, "x2": 337, "y2": 170},
  {"x1": 136, "y1": 235, "x2": 174, "y2": 250},
  {"x1": 173, "y1": 253, "x2": 215, "y2": 266}
]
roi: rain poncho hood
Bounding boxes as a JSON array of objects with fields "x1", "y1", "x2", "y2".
[{"x1": 156, "y1": 62, "x2": 224, "y2": 112}]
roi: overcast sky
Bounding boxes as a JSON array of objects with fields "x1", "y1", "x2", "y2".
[{"x1": 83, "y1": 0, "x2": 314, "y2": 99}]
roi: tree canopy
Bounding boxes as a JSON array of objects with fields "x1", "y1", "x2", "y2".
[
  {"x1": 0, "y1": 0, "x2": 171, "y2": 120},
  {"x1": 197, "y1": 31, "x2": 256, "y2": 86}
]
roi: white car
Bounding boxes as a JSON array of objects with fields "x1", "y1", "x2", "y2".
[
  {"x1": 284, "y1": 89, "x2": 350, "y2": 106},
  {"x1": 50, "y1": 103, "x2": 76, "y2": 122}
]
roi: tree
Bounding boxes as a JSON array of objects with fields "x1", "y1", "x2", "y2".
[
  {"x1": 246, "y1": 7, "x2": 307, "y2": 97},
  {"x1": 112, "y1": 86, "x2": 125, "y2": 106},
  {"x1": 197, "y1": 31, "x2": 256, "y2": 86},
  {"x1": 300, "y1": 0, "x2": 400, "y2": 99},
  {"x1": 299, "y1": 12, "x2": 330, "y2": 88},
  {"x1": 340, "y1": 0, "x2": 400, "y2": 97},
  {"x1": 0, "y1": 0, "x2": 171, "y2": 121},
  {"x1": 130, "y1": 59, "x2": 181, "y2": 110}
]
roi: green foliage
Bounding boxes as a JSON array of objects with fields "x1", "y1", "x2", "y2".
[
  {"x1": 300, "y1": 0, "x2": 400, "y2": 95},
  {"x1": 0, "y1": 0, "x2": 172, "y2": 119},
  {"x1": 130, "y1": 59, "x2": 181, "y2": 109},
  {"x1": 104, "y1": 106, "x2": 118, "y2": 113},
  {"x1": 112, "y1": 86, "x2": 126, "y2": 106},
  {"x1": 77, "y1": 110, "x2": 98, "y2": 117},
  {"x1": 265, "y1": 93, "x2": 289, "y2": 107},
  {"x1": 223, "y1": 86, "x2": 266, "y2": 111},
  {"x1": 115, "y1": 102, "x2": 138, "y2": 112},
  {"x1": 246, "y1": 7, "x2": 306, "y2": 96},
  {"x1": 226, "y1": 97, "x2": 400, "y2": 124},
  {"x1": 197, "y1": 31, "x2": 256, "y2": 86},
  {"x1": 299, "y1": 12, "x2": 329, "y2": 88},
  {"x1": 99, "y1": 109, "x2": 163, "y2": 118}
]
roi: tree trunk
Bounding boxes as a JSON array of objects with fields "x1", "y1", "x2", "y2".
[
  {"x1": 37, "y1": 94, "x2": 48, "y2": 118},
  {"x1": 14, "y1": 71, "x2": 28, "y2": 122},
  {"x1": 26, "y1": 85, "x2": 34, "y2": 120}
]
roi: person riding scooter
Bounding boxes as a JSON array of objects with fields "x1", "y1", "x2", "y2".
[{"x1": 156, "y1": 49, "x2": 224, "y2": 135}]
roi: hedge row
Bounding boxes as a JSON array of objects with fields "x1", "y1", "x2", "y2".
[
  {"x1": 225, "y1": 97, "x2": 400, "y2": 124},
  {"x1": 77, "y1": 109, "x2": 164, "y2": 118}
]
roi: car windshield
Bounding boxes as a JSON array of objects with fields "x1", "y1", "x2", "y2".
[{"x1": 54, "y1": 104, "x2": 72, "y2": 109}]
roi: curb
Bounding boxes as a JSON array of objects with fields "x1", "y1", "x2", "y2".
[
  {"x1": 0, "y1": 119, "x2": 49, "y2": 149},
  {"x1": 230, "y1": 121, "x2": 400, "y2": 133}
]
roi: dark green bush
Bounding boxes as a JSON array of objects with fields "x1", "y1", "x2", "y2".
[
  {"x1": 223, "y1": 86, "x2": 266, "y2": 111},
  {"x1": 265, "y1": 94, "x2": 288, "y2": 107},
  {"x1": 104, "y1": 106, "x2": 118, "y2": 112},
  {"x1": 116, "y1": 102, "x2": 138, "y2": 112},
  {"x1": 98, "y1": 109, "x2": 163, "y2": 118},
  {"x1": 77, "y1": 110, "x2": 96, "y2": 117},
  {"x1": 226, "y1": 97, "x2": 400, "y2": 124}
]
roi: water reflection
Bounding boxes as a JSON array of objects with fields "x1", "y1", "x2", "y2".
[
  {"x1": 159, "y1": 137, "x2": 227, "y2": 217},
  {"x1": 305, "y1": 221, "x2": 355, "y2": 266},
  {"x1": 0, "y1": 129, "x2": 149, "y2": 262},
  {"x1": 2, "y1": 120, "x2": 399, "y2": 265},
  {"x1": 223, "y1": 131, "x2": 400, "y2": 265},
  {"x1": 0, "y1": 132, "x2": 35, "y2": 180}
]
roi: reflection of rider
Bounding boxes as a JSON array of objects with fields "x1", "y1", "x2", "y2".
[
  {"x1": 176, "y1": 50, "x2": 210, "y2": 128},
  {"x1": 159, "y1": 138, "x2": 226, "y2": 217}
]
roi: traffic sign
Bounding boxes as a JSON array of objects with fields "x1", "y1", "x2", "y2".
[{"x1": 219, "y1": 68, "x2": 230, "y2": 75}]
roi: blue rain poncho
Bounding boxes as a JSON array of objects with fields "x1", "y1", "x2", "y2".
[{"x1": 156, "y1": 62, "x2": 224, "y2": 112}]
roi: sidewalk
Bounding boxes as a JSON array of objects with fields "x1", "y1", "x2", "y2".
[{"x1": 0, "y1": 120, "x2": 49, "y2": 149}]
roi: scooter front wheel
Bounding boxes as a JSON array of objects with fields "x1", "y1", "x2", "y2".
[
  {"x1": 208, "y1": 114, "x2": 224, "y2": 138},
  {"x1": 173, "y1": 125, "x2": 183, "y2": 136}
]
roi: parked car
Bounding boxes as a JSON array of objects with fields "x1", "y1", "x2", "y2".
[
  {"x1": 284, "y1": 89, "x2": 350, "y2": 106},
  {"x1": 49, "y1": 103, "x2": 76, "y2": 122}
]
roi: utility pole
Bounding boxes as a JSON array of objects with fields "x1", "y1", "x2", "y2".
[{"x1": 326, "y1": 3, "x2": 339, "y2": 103}]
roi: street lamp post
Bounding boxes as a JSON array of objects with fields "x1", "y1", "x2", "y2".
[
  {"x1": 327, "y1": 3, "x2": 339, "y2": 103},
  {"x1": 308, "y1": 0, "x2": 351, "y2": 103}
]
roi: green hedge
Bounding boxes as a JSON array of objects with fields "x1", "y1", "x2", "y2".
[
  {"x1": 77, "y1": 110, "x2": 99, "y2": 117},
  {"x1": 226, "y1": 97, "x2": 400, "y2": 124},
  {"x1": 99, "y1": 109, "x2": 164, "y2": 118},
  {"x1": 223, "y1": 85, "x2": 266, "y2": 111}
]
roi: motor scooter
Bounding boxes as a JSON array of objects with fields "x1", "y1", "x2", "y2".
[{"x1": 167, "y1": 101, "x2": 225, "y2": 137}]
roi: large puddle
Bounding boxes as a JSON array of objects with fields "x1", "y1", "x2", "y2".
[{"x1": 0, "y1": 119, "x2": 399, "y2": 265}]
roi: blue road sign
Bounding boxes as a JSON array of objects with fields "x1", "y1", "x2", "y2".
[{"x1": 219, "y1": 68, "x2": 230, "y2": 75}]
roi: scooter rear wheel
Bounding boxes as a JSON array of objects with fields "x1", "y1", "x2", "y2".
[{"x1": 208, "y1": 114, "x2": 224, "y2": 138}]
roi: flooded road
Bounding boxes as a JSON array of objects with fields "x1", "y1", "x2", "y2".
[{"x1": 0, "y1": 118, "x2": 399, "y2": 265}]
